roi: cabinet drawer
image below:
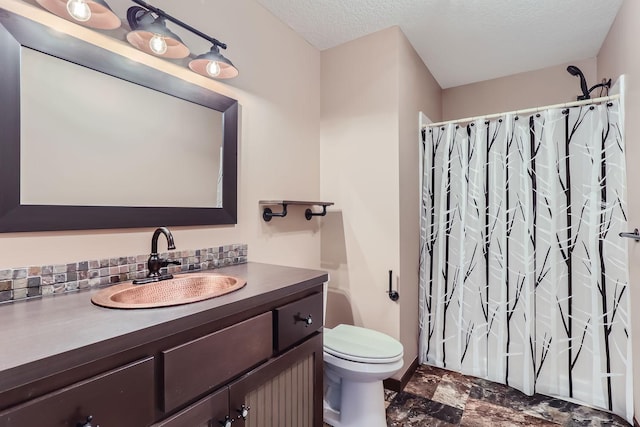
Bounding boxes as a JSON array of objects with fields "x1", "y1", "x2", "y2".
[
  {"x1": 154, "y1": 387, "x2": 228, "y2": 427},
  {"x1": 0, "y1": 357, "x2": 154, "y2": 427},
  {"x1": 162, "y1": 311, "x2": 273, "y2": 412},
  {"x1": 274, "y1": 292, "x2": 323, "y2": 352}
]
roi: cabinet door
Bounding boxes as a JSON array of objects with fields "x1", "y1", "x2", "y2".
[
  {"x1": 153, "y1": 386, "x2": 229, "y2": 427},
  {"x1": 229, "y1": 333, "x2": 323, "y2": 427},
  {"x1": 0, "y1": 357, "x2": 154, "y2": 427}
]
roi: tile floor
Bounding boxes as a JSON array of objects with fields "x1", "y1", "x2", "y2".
[
  {"x1": 384, "y1": 365, "x2": 631, "y2": 426},
  {"x1": 324, "y1": 364, "x2": 632, "y2": 426}
]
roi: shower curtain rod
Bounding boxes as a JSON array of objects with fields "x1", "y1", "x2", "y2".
[{"x1": 424, "y1": 93, "x2": 620, "y2": 129}]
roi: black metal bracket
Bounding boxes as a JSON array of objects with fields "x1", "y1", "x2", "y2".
[
  {"x1": 263, "y1": 204, "x2": 288, "y2": 222},
  {"x1": 304, "y1": 205, "x2": 328, "y2": 220},
  {"x1": 260, "y1": 200, "x2": 334, "y2": 222}
]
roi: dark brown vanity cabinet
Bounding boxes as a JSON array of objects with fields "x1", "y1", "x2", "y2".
[
  {"x1": 155, "y1": 291, "x2": 324, "y2": 427},
  {"x1": 0, "y1": 277, "x2": 325, "y2": 427},
  {"x1": 0, "y1": 357, "x2": 155, "y2": 426},
  {"x1": 156, "y1": 334, "x2": 322, "y2": 427}
]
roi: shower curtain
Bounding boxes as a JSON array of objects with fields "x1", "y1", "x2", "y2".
[{"x1": 418, "y1": 99, "x2": 632, "y2": 422}]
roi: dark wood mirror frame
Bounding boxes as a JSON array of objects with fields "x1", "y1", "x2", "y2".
[{"x1": 0, "y1": 9, "x2": 238, "y2": 232}]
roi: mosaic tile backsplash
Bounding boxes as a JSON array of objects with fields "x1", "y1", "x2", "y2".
[{"x1": 0, "y1": 244, "x2": 248, "y2": 303}]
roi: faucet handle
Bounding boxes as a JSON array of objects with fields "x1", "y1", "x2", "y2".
[{"x1": 161, "y1": 259, "x2": 182, "y2": 267}]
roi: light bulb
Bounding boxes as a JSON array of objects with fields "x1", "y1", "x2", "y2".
[
  {"x1": 149, "y1": 34, "x2": 168, "y2": 55},
  {"x1": 66, "y1": 0, "x2": 91, "y2": 22},
  {"x1": 206, "y1": 61, "x2": 221, "y2": 77}
]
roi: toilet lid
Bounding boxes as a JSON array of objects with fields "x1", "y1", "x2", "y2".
[{"x1": 324, "y1": 324, "x2": 403, "y2": 364}]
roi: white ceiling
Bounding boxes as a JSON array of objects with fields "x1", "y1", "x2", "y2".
[{"x1": 255, "y1": 0, "x2": 624, "y2": 89}]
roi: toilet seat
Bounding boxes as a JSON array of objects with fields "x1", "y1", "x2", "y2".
[{"x1": 324, "y1": 324, "x2": 403, "y2": 364}]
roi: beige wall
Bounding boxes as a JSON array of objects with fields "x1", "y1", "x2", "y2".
[
  {"x1": 0, "y1": 0, "x2": 321, "y2": 270},
  {"x1": 597, "y1": 0, "x2": 640, "y2": 419},
  {"x1": 442, "y1": 58, "x2": 597, "y2": 121},
  {"x1": 320, "y1": 27, "x2": 401, "y2": 339},
  {"x1": 320, "y1": 26, "x2": 442, "y2": 377},
  {"x1": 397, "y1": 31, "x2": 442, "y2": 375}
]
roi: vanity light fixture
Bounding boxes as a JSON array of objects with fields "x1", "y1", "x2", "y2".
[
  {"x1": 126, "y1": 6, "x2": 189, "y2": 59},
  {"x1": 35, "y1": 0, "x2": 121, "y2": 29},
  {"x1": 126, "y1": 0, "x2": 239, "y2": 79},
  {"x1": 189, "y1": 43, "x2": 239, "y2": 79},
  {"x1": 36, "y1": 0, "x2": 239, "y2": 80}
]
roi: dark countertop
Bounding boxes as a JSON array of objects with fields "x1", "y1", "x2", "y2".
[{"x1": 0, "y1": 262, "x2": 328, "y2": 395}]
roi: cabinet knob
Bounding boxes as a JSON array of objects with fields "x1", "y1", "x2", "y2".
[
  {"x1": 296, "y1": 314, "x2": 313, "y2": 327},
  {"x1": 77, "y1": 415, "x2": 98, "y2": 427},
  {"x1": 237, "y1": 404, "x2": 251, "y2": 420},
  {"x1": 219, "y1": 415, "x2": 234, "y2": 427}
]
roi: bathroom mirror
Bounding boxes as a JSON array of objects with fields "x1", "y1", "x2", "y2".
[{"x1": 0, "y1": 9, "x2": 238, "y2": 232}]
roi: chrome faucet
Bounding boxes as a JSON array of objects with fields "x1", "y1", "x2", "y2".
[{"x1": 133, "y1": 227, "x2": 181, "y2": 285}]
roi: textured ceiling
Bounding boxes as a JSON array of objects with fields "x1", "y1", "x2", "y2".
[{"x1": 255, "y1": 0, "x2": 624, "y2": 88}]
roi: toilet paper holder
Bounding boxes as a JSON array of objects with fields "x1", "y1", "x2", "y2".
[{"x1": 388, "y1": 270, "x2": 399, "y2": 302}]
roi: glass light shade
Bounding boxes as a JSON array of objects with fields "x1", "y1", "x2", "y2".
[{"x1": 36, "y1": 0, "x2": 121, "y2": 29}]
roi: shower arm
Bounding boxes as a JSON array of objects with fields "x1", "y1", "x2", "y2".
[
  {"x1": 578, "y1": 80, "x2": 612, "y2": 100},
  {"x1": 586, "y1": 79, "x2": 612, "y2": 98}
]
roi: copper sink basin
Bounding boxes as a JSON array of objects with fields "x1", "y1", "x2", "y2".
[{"x1": 91, "y1": 273, "x2": 246, "y2": 309}]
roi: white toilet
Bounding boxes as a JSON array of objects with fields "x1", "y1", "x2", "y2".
[{"x1": 323, "y1": 324, "x2": 404, "y2": 427}]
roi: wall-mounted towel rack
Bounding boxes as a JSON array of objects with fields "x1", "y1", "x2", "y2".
[
  {"x1": 619, "y1": 229, "x2": 640, "y2": 240},
  {"x1": 259, "y1": 200, "x2": 334, "y2": 222}
]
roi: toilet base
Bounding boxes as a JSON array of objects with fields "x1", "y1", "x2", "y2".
[{"x1": 323, "y1": 379, "x2": 387, "y2": 427}]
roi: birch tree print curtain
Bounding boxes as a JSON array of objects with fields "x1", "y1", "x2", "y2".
[{"x1": 418, "y1": 99, "x2": 632, "y2": 422}]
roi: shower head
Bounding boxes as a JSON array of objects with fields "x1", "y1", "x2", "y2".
[
  {"x1": 567, "y1": 65, "x2": 590, "y2": 100},
  {"x1": 566, "y1": 65, "x2": 582, "y2": 76}
]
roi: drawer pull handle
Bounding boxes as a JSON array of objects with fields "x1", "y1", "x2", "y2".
[
  {"x1": 296, "y1": 314, "x2": 313, "y2": 327},
  {"x1": 77, "y1": 415, "x2": 98, "y2": 427},
  {"x1": 220, "y1": 415, "x2": 235, "y2": 427},
  {"x1": 237, "y1": 404, "x2": 251, "y2": 420}
]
